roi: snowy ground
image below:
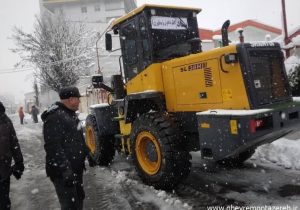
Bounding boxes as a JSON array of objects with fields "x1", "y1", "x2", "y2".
[{"x1": 8, "y1": 113, "x2": 300, "y2": 209}]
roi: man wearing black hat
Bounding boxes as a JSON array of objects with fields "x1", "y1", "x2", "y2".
[
  {"x1": 0, "y1": 102, "x2": 24, "y2": 210},
  {"x1": 41, "y1": 87, "x2": 88, "y2": 210}
]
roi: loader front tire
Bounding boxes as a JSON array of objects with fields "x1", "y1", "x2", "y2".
[
  {"x1": 131, "y1": 112, "x2": 191, "y2": 190},
  {"x1": 85, "y1": 114, "x2": 115, "y2": 166}
]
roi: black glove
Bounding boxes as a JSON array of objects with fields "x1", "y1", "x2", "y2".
[
  {"x1": 62, "y1": 169, "x2": 76, "y2": 187},
  {"x1": 12, "y1": 163, "x2": 25, "y2": 180}
]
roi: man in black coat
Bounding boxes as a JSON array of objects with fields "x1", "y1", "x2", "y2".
[
  {"x1": 41, "y1": 87, "x2": 88, "y2": 210},
  {"x1": 0, "y1": 101, "x2": 25, "y2": 210},
  {"x1": 31, "y1": 105, "x2": 39, "y2": 123}
]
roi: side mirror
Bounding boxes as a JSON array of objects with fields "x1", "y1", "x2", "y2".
[
  {"x1": 92, "y1": 75, "x2": 103, "y2": 88},
  {"x1": 105, "y1": 33, "x2": 112, "y2": 51}
]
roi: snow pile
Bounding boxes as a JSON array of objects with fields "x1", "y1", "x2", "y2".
[
  {"x1": 197, "y1": 109, "x2": 272, "y2": 116},
  {"x1": 155, "y1": 189, "x2": 191, "y2": 209},
  {"x1": 293, "y1": 97, "x2": 300, "y2": 102},
  {"x1": 31, "y1": 188, "x2": 39, "y2": 195},
  {"x1": 110, "y1": 170, "x2": 192, "y2": 210},
  {"x1": 253, "y1": 138, "x2": 300, "y2": 170},
  {"x1": 78, "y1": 112, "x2": 87, "y2": 121},
  {"x1": 113, "y1": 170, "x2": 128, "y2": 184},
  {"x1": 89, "y1": 103, "x2": 109, "y2": 109},
  {"x1": 78, "y1": 112, "x2": 87, "y2": 129}
]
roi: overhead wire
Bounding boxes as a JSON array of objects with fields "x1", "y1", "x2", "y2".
[
  {"x1": 0, "y1": 67, "x2": 34, "y2": 74},
  {"x1": 0, "y1": 52, "x2": 96, "y2": 75}
]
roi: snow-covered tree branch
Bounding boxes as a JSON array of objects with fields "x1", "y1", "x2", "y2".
[
  {"x1": 11, "y1": 12, "x2": 96, "y2": 92},
  {"x1": 288, "y1": 64, "x2": 300, "y2": 96}
]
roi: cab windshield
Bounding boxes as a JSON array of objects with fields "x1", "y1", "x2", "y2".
[{"x1": 150, "y1": 13, "x2": 200, "y2": 61}]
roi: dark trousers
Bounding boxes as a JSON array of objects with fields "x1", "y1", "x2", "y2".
[
  {"x1": 0, "y1": 177, "x2": 11, "y2": 210},
  {"x1": 33, "y1": 116, "x2": 38, "y2": 123},
  {"x1": 50, "y1": 174, "x2": 85, "y2": 210},
  {"x1": 20, "y1": 117, "x2": 24, "y2": 125}
]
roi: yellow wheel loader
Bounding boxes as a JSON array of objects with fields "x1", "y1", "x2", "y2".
[{"x1": 85, "y1": 4, "x2": 300, "y2": 190}]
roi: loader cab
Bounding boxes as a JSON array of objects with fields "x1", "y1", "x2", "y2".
[{"x1": 106, "y1": 5, "x2": 202, "y2": 82}]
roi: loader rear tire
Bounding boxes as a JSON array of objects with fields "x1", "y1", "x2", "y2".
[
  {"x1": 131, "y1": 112, "x2": 191, "y2": 190},
  {"x1": 217, "y1": 149, "x2": 255, "y2": 167},
  {"x1": 85, "y1": 114, "x2": 115, "y2": 166}
]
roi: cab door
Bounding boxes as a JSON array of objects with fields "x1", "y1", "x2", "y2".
[{"x1": 120, "y1": 20, "x2": 140, "y2": 82}]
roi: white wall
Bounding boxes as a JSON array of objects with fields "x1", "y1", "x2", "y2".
[
  {"x1": 53, "y1": 0, "x2": 125, "y2": 25},
  {"x1": 39, "y1": 89, "x2": 60, "y2": 110},
  {"x1": 228, "y1": 26, "x2": 279, "y2": 43},
  {"x1": 201, "y1": 40, "x2": 214, "y2": 51}
]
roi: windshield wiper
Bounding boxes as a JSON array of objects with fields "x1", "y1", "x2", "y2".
[{"x1": 178, "y1": 17, "x2": 188, "y2": 30}]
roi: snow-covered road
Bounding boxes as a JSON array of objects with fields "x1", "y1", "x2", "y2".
[{"x1": 9, "y1": 114, "x2": 300, "y2": 209}]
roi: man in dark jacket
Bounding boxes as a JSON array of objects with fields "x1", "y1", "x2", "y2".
[
  {"x1": 0, "y1": 101, "x2": 25, "y2": 210},
  {"x1": 31, "y1": 105, "x2": 39, "y2": 123},
  {"x1": 41, "y1": 87, "x2": 88, "y2": 210}
]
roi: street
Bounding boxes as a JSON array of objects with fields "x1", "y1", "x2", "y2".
[{"x1": 9, "y1": 114, "x2": 300, "y2": 210}]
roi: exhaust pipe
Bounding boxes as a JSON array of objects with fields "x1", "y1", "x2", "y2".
[
  {"x1": 221, "y1": 20, "x2": 230, "y2": 46},
  {"x1": 237, "y1": 28, "x2": 244, "y2": 43}
]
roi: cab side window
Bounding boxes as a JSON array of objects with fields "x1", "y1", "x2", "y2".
[
  {"x1": 121, "y1": 22, "x2": 138, "y2": 80},
  {"x1": 139, "y1": 16, "x2": 151, "y2": 69}
]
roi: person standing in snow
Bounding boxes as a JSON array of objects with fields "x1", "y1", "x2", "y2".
[
  {"x1": 18, "y1": 106, "x2": 25, "y2": 125},
  {"x1": 31, "y1": 105, "x2": 39, "y2": 123},
  {"x1": 41, "y1": 87, "x2": 88, "y2": 210},
  {"x1": 0, "y1": 101, "x2": 25, "y2": 210}
]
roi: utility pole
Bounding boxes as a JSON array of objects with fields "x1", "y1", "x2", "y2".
[
  {"x1": 34, "y1": 79, "x2": 40, "y2": 107},
  {"x1": 281, "y1": 0, "x2": 290, "y2": 58}
]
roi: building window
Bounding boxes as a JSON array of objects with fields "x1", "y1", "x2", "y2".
[
  {"x1": 94, "y1": 4, "x2": 100, "y2": 12},
  {"x1": 105, "y1": 0, "x2": 124, "y2": 11},
  {"x1": 81, "y1": 6, "x2": 87, "y2": 13}
]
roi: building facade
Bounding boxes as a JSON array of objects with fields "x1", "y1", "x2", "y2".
[
  {"x1": 199, "y1": 20, "x2": 282, "y2": 50},
  {"x1": 40, "y1": 0, "x2": 136, "y2": 29},
  {"x1": 0, "y1": 94, "x2": 17, "y2": 114},
  {"x1": 39, "y1": 0, "x2": 137, "y2": 111}
]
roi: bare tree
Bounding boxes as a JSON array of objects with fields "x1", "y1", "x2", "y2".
[{"x1": 12, "y1": 12, "x2": 95, "y2": 92}]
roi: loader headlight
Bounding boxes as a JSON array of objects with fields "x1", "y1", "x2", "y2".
[
  {"x1": 280, "y1": 112, "x2": 287, "y2": 120},
  {"x1": 92, "y1": 75, "x2": 104, "y2": 88},
  {"x1": 224, "y1": 53, "x2": 238, "y2": 64},
  {"x1": 118, "y1": 106, "x2": 124, "y2": 115}
]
